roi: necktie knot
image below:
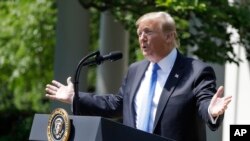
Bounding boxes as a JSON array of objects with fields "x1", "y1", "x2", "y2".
[{"x1": 152, "y1": 63, "x2": 160, "y2": 73}]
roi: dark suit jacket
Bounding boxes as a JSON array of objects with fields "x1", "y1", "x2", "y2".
[{"x1": 76, "y1": 51, "x2": 223, "y2": 141}]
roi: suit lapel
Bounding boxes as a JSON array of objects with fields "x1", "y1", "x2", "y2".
[
  {"x1": 129, "y1": 60, "x2": 150, "y2": 127},
  {"x1": 153, "y1": 52, "x2": 186, "y2": 131}
]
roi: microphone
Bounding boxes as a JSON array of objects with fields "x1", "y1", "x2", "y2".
[
  {"x1": 96, "y1": 51, "x2": 123, "y2": 64},
  {"x1": 73, "y1": 50, "x2": 122, "y2": 115}
]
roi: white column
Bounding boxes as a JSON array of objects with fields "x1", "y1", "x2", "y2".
[
  {"x1": 52, "y1": 0, "x2": 90, "y2": 113},
  {"x1": 96, "y1": 11, "x2": 129, "y2": 93},
  {"x1": 222, "y1": 26, "x2": 250, "y2": 141}
]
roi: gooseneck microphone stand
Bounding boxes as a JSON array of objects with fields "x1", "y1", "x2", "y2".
[
  {"x1": 73, "y1": 51, "x2": 101, "y2": 115},
  {"x1": 72, "y1": 50, "x2": 122, "y2": 115}
]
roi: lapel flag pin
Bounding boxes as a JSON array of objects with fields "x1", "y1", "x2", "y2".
[{"x1": 175, "y1": 74, "x2": 179, "y2": 78}]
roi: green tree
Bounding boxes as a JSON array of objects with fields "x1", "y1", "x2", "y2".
[
  {"x1": 79, "y1": 0, "x2": 250, "y2": 64},
  {"x1": 0, "y1": 0, "x2": 56, "y2": 140}
]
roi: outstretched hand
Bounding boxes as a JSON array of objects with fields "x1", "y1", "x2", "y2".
[
  {"x1": 209, "y1": 86, "x2": 232, "y2": 117},
  {"x1": 45, "y1": 77, "x2": 74, "y2": 104}
]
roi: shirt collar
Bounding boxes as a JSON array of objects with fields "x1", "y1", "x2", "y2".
[{"x1": 151, "y1": 48, "x2": 177, "y2": 73}]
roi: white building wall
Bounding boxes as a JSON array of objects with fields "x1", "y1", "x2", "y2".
[
  {"x1": 223, "y1": 44, "x2": 250, "y2": 141},
  {"x1": 96, "y1": 11, "x2": 129, "y2": 94}
]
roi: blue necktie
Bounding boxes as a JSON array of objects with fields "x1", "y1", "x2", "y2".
[{"x1": 138, "y1": 63, "x2": 160, "y2": 133}]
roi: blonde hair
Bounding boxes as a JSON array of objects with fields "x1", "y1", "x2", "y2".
[{"x1": 136, "y1": 12, "x2": 180, "y2": 47}]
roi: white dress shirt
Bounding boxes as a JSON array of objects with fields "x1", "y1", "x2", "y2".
[{"x1": 135, "y1": 48, "x2": 177, "y2": 129}]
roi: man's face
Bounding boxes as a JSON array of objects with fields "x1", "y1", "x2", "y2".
[{"x1": 137, "y1": 19, "x2": 170, "y2": 62}]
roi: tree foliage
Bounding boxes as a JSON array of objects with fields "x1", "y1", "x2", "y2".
[
  {"x1": 80, "y1": 0, "x2": 250, "y2": 64},
  {"x1": 0, "y1": 0, "x2": 249, "y2": 140},
  {"x1": 0, "y1": 0, "x2": 56, "y2": 140}
]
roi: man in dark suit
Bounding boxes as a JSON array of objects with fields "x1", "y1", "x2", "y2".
[{"x1": 45, "y1": 11, "x2": 232, "y2": 141}]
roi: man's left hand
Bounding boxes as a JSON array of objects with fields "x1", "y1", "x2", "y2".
[{"x1": 209, "y1": 86, "x2": 232, "y2": 117}]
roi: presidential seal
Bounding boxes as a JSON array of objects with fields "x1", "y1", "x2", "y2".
[{"x1": 47, "y1": 108, "x2": 70, "y2": 141}]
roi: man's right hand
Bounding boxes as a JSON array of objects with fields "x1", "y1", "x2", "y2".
[{"x1": 45, "y1": 77, "x2": 74, "y2": 104}]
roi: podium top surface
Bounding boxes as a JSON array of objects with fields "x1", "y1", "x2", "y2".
[{"x1": 29, "y1": 114, "x2": 174, "y2": 141}]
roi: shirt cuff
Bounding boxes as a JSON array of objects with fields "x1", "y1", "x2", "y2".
[{"x1": 208, "y1": 107, "x2": 219, "y2": 124}]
